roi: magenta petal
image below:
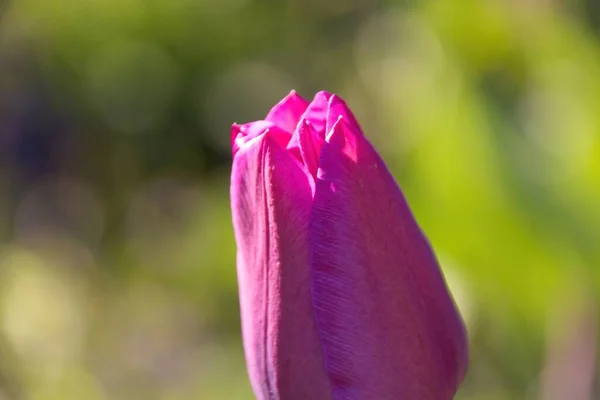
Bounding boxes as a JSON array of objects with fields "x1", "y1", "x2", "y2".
[
  {"x1": 232, "y1": 121, "x2": 291, "y2": 156},
  {"x1": 299, "y1": 91, "x2": 333, "y2": 139},
  {"x1": 325, "y1": 94, "x2": 363, "y2": 137},
  {"x1": 231, "y1": 131, "x2": 332, "y2": 400},
  {"x1": 297, "y1": 120, "x2": 324, "y2": 179},
  {"x1": 265, "y1": 90, "x2": 310, "y2": 134},
  {"x1": 286, "y1": 91, "x2": 330, "y2": 164},
  {"x1": 310, "y1": 120, "x2": 468, "y2": 399}
]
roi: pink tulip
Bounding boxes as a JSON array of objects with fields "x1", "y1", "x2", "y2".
[{"x1": 230, "y1": 91, "x2": 468, "y2": 400}]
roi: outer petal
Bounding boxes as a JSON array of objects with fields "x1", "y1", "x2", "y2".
[
  {"x1": 325, "y1": 95, "x2": 362, "y2": 138},
  {"x1": 266, "y1": 90, "x2": 310, "y2": 134},
  {"x1": 310, "y1": 119, "x2": 468, "y2": 400},
  {"x1": 231, "y1": 131, "x2": 332, "y2": 400}
]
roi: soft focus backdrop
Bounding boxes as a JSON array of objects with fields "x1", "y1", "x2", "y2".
[{"x1": 0, "y1": 0, "x2": 599, "y2": 398}]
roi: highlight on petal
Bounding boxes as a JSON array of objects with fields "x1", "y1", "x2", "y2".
[
  {"x1": 231, "y1": 121, "x2": 291, "y2": 156},
  {"x1": 325, "y1": 94, "x2": 363, "y2": 138},
  {"x1": 310, "y1": 119, "x2": 468, "y2": 400},
  {"x1": 231, "y1": 130, "x2": 331, "y2": 400},
  {"x1": 265, "y1": 90, "x2": 310, "y2": 134}
]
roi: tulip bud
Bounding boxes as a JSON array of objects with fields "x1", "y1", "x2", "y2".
[{"x1": 231, "y1": 91, "x2": 468, "y2": 400}]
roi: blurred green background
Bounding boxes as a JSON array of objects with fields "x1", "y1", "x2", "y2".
[{"x1": 0, "y1": 0, "x2": 599, "y2": 398}]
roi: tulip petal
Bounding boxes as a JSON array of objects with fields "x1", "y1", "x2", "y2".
[
  {"x1": 325, "y1": 95, "x2": 363, "y2": 137},
  {"x1": 232, "y1": 121, "x2": 291, "y2": 157},
  {"x1": 299, "y1": 91, "x2": 332, "y2": 139},
  {"x1": 287, "y1": 91, "x2": 331, "y2": 165},
  {"x1": 297, "y1": 120, "x2": 324, "y2": 180},
  {"x1": 266, "y1": 90, "x2": 310, "y2": 134},
  {"x1": 310, "y1": 119, "x2": 468, "y2": 400},
  {"x1": 231, "y1": 131, "x2": 332, "y2": 400},
  {"x1": 287, "y1": 92, "x2": 361, "y2": 164},
  {"x1": 288, "y1": 91, "x2": 340, "y2": 169}
]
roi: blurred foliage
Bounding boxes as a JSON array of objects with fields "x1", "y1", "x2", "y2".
[{"x1": 0, "y1": 0, "x2": 600, "y2": 398}]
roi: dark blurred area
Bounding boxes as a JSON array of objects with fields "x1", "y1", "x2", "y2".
[{"x1": 0, "y1": 0, "x2": 599, "y2": 398}]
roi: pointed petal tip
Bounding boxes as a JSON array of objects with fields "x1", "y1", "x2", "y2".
[
  {"x1": 265, "y1": 90, "x2": 310, "y2": 133},
  {"x1": 282, "y1": 89, "x2": 309, "y2": 108},
  {"x1": 326, "y1": 94, "x2": 350, "y2": 116},
  {"x1": 315, "y1": 90, "x2": 333, "y2": 97},
  {"x1": 281, "y1": 89, "x2": 299, "y2": 102},
  {"x1": 327, "y1": 93, "x2": 343, "y2": 106},
  {"x1": 325, "y1": 93, "x2": 363, "y2": 137},
  {"x1": 231, "y1": 123, "x2": 242, "y2": 155},
  {"x1": 312, "y1": 90, "x2": 333, "y2": 103},
  {"x1": 325, "y1": 115, "x2": 346, "y2": 143}
]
